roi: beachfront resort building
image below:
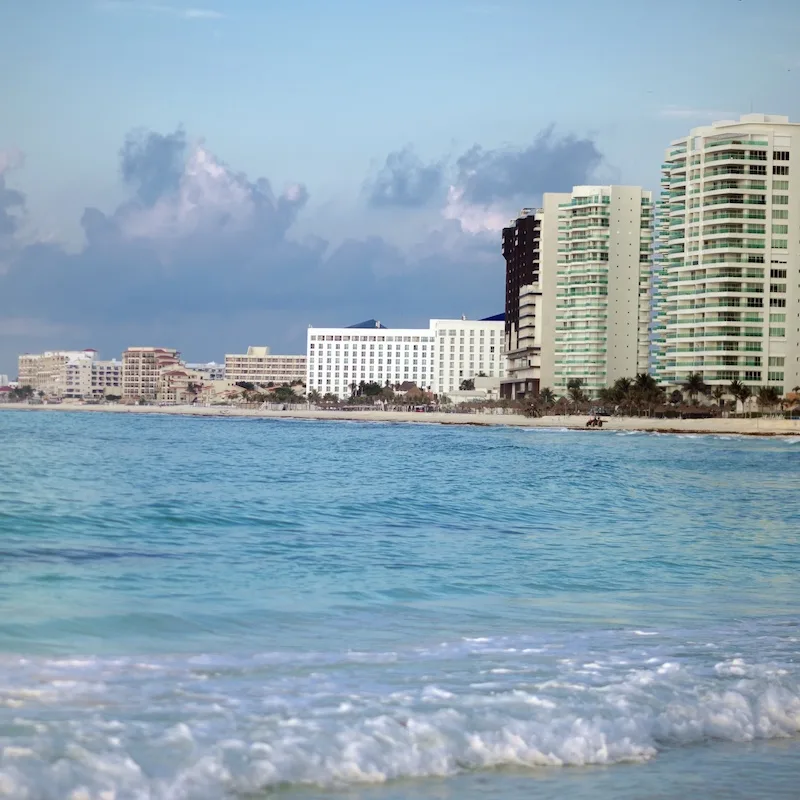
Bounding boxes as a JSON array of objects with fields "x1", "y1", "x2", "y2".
[
  {"x1": 545, "y1": 185, "x2": 653, "y2": 397},
  {"x1": 500, "y1": 187, "x2": 652, "y2": 399},
  {"x1": 430, "y1": 317, "x2": 506, "y2": 397},
  {"x1": 17, "y1": 349, "x2": 123, "y2": 399},
  {"x1": 122, "y1": 347, "x2": 181, "y2": 401},
  {"x1": 500, "y1": 208, "x2": 553, "y2": 399},
  {"x1": 224, "y1": 347, "x2": 306, "y2": 386},
  {"x1": 306, "y1": 317, "x2": 504, "y2": 400},
  {"x1": 185, "y1": 362, "x2": 226, "y2": 382},
  {"x1": 653, "y1": 114, "x2": 800, "y2": 396}
]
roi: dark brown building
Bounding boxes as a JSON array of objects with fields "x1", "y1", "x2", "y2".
[{"x1": 501, "y1": 208, "x2": 542, "y2": 347}]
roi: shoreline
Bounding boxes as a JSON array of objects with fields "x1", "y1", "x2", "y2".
[{"x1": 1, "y1": 402, "x2": 799, "y2": 436}]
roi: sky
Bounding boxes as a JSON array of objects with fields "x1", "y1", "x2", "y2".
[{"x1": 1, "y1": 0, "x2": 800, "y2": 376}]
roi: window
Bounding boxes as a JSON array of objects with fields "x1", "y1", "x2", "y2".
[
  {"x1": 768, "y1": 371, "x2": 784, "y2": 381},
  {"x1": 773, "y1": 165, "x2": 789, "y2": 175},
  {"x1": 769, "y1": 328, "x2": 785, "y2": 338},
  {"x1": 772, "y1": 180, "x2": 789, "y2": 190},
  {"x1": 772, "y1": 209, "x2": 789, "y2": 219},
  {"x1": 774, "y1": 151, "x2": 790, "y2": 161},
  {"x1": 750, "y1": 164, "x2": 767, "y2": 175},
  {"x1": 770, "y1": 268, "x2": 787, "y2": 278},
  {"x1": 770, "y1": 297, "x2": 786, "y2": 307},
  {"x1": 772, "y1": 225, "x2": 789, "y2": 235},
  {"x1": 770, "y1": 284, "x2": 786, "y2": 293},
  {"x1": 772, "y1": 195, "x2": 789, "y2": 204},
  {"x1": 771, "y1": 240, "x2": 788, "y2": 249},
  {"x1": 745, "y1": 371, "x2": 762, "y2": 381}
]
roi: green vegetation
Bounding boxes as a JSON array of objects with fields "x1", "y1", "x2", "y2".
[{"x1": 7, "y1": 385, "x2": 35, "y2": 402}]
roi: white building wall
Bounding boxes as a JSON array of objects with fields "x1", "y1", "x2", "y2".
[
  {"x1": 430, "y1": 319, "x2": 505, "y2": 396},
  {"x1": 540, "y1": 186, "x2": 652, "y2": 395},
  {"x1": 307, "y1": 326, "x2": 436, "y2": 398},
  {"x1": 306, "y1": 318, "x2": 504, "y2": 400},
  {"x1": 655, "y1": 114, "x2": 800, "y2": 395}
]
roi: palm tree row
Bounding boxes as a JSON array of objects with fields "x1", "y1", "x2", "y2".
[{"x1": 523, "y1": 371, "x2": 790, "y2": 418}]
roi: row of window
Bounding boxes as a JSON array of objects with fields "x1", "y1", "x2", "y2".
[{"x1": 310, "y1": 335, "x2": 435, "y2": 342}]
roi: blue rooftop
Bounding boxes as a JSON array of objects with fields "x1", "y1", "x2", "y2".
[
  {"x1": 480, "y1": 313, "x2": 505, "y2": 322},
  {"x1": 348, "y1": 319, "x2": 388, "y2": 329}
]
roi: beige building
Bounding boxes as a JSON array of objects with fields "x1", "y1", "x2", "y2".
[
  {"x1": 17, "y1": 349, "x2": 121, "y2": 399},
  {"x1": 501, "y1": 187, "x2": 652, "y2": 399},
  {"x1": 122, "y1": 347, "x2": 181, "y2": 400},
  {"x1": 654, "y1": 114, "x2": 800, "y2": 395},
  {"x1": 503, "y1": 282, "x2": 545, "y2": 399},
  {"x1": 540, "y1": 186, "x2": 653, "y2": 396},
  {"x1": 225, "y1": 346, "x2": 306, "y2": 385},
  {"x1": 65, "y1": 357, "x2": 123, "y2": 400}
]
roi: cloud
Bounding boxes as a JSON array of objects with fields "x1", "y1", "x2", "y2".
[
  {"x1": 452, "y1": 126, "x2": 603, "y2": 206},
  {"x1": 365, "y1": 147, "x2": 444, "y2": 208},
  {"x1": 120, "y1": 128, "x2": 187, "y2": 206},
  {"x1": 441, "y1": 126, "x2": 603, "y2": 232},
  {"x1": 0, "y1": 149, "x2": 26, "y2": 241},
  {"x1": 657, "y1": 106, "x2": 737, "y2": 120},
  {"x1": 98, "y1": 2, "x2": 225, "y2": 20},
  {"x1": 0, "y1": 129, "x2": 501, "y2": 375}
]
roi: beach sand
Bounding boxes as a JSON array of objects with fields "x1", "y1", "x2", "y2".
[{"x1": 1, "y1": 402, "x2": 799, "y2": 436}]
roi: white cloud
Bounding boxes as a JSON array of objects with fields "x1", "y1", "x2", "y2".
[
  {"x1": 98, "y1": 1, "x2": 225, "y2": 20},
  {"x1": 0, "y1": 149, "x2": 24, "y2": 175},
  {"x1": 657, "y1": 105, "x2": 737, "y2": 121},
  {"x1": 442, "y1": 185, "x2": 511, "y2": 234}
]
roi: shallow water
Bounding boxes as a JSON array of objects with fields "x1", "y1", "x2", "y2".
[{"x1": 0, "y1": 411, "x2": 799, "y2": 798}]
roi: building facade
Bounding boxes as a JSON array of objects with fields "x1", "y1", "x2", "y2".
[
  {"x1": 306, "y1": 318, "x2": 504, "y2": 400},
  {"x1": 185, "y1": 362, "x2": 226, "y2": 382},
  {"x1": 430, "y1": 317, "x2": 505, "y2": 397},
  {"x1": 653, "y1": 114, "x2": 800, "y2": 396},
  {"x1": 17, "y1": 350, "x2": 104, "y2": 398},
  {"x1": 64, "y1": 358, "x2": 123, "y2": 399},
  {"x1": 502, "y1": 283, "x2": 544, "y2": 399},
  {"x1": 501, "y1": 208, "x2": 545, "y2": 399},
  {"x1": 225, "y1": 347, "x2": 306, "y2": 385},
  {"x1": 540, "y1": 185, "x2": 653, "y2": 396},
  {"x1": 122, "y1": 347, "x2": 181, "y2": 400}
]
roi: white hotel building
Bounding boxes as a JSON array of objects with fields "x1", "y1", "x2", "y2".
[
  {"x1": 653, "y1": 114, "x2": 800, "y2": 395},
  {"x1": 306, "y1": 317, "x2": 505, "y2": 399}
]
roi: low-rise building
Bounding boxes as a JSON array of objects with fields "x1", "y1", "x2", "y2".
[
  {"x1": 225, "y1": 346, "x2": 306, "y2": 385},
  {"x1": 64, "y1": 358, "x2": 123, "y2": 400},
  {"x1": 0, "y1": 375, "x2": 8, "y2": 387},
  {"x1": 185, "y1": 361, "x2": 226, "y2": 382},
  {"x1": 17, "y1": 349, "x2": 112, "y2": 398}
]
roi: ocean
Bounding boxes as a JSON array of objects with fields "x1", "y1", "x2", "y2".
[{"x1": 0, "y1": 410, "x2": 799, "y2": 798}]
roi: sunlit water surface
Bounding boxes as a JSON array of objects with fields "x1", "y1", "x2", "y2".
[{"x1": 1, "y1": 411, "x2": 799, "y2": 798}]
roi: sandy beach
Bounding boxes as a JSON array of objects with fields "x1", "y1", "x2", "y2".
[{"x1": 2, "y1": 402, "x2": 799, "y2": 436}]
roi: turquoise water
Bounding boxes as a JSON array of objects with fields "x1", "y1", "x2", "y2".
[{"x1": 1, "y1": 411, "x2": 799, "y2": 798}]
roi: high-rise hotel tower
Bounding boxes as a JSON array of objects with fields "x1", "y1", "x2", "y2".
[{"x1": 653, "y1": 114, "x2": 800, "y2": 395}]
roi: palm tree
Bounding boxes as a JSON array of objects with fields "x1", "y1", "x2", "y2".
[
  {"x1": 756, "y1": 385, "x2": 781, "y2": 415},
  {"x1": 566, "y1": 378, "x2": 588, "y2": 408},
  {"x1": 308, "y1": 389, "x2": 322, "y2": 404},
  {"x1": 682, "y1": 372, "x2": 708, "y2": 403},
  {"x1": 729, "y1": 379, "x2": 751, "y2": 416},
  {"x1": 539, "y1": 387, "x2": 556, "y2": 408},
  {"x1": 711, "y1": 385, "x2": 725, "y2": 408},
  {"x1": 349, "y1": 382, "x2": 358, "y2": 397}
]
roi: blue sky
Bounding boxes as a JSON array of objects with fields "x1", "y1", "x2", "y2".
[{"x1": 1, "y1": 0, "x2": 799, "y2": 374}]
